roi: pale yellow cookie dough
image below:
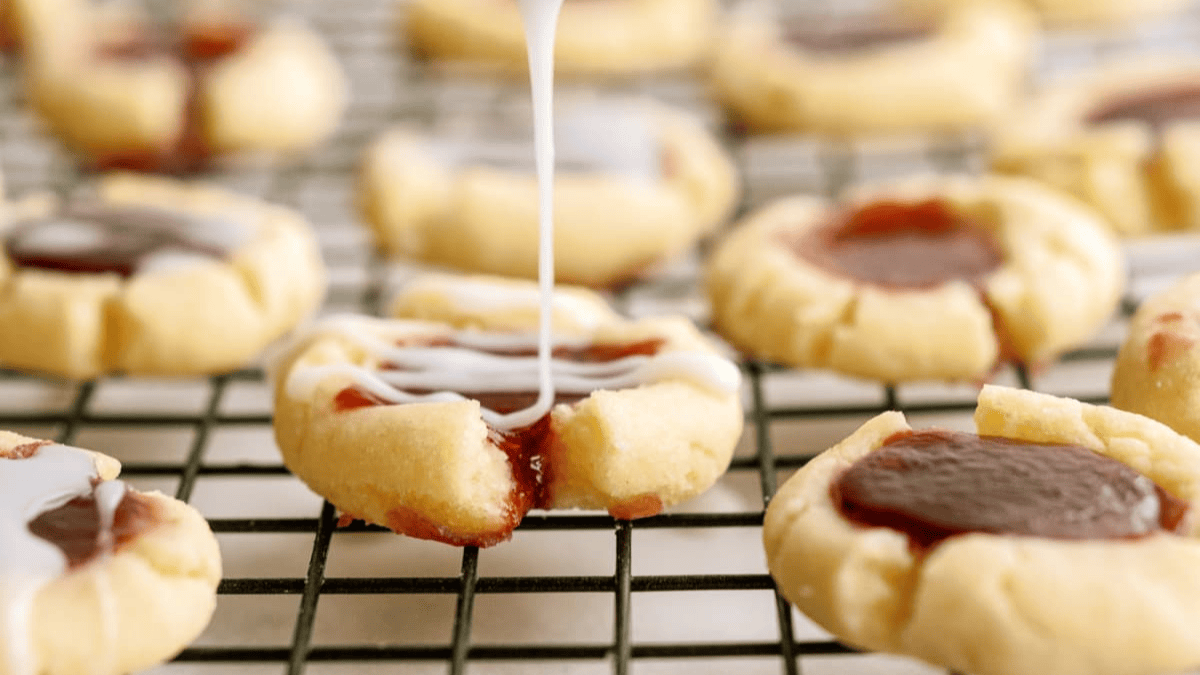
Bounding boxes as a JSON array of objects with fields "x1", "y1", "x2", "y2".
[
  {"x1": 706, "y1": 174, "x2": 1125, "y2": 383},
  {"x1": 0, "y1": 173, "x2": 326, "y2": 379},
  {"x1": 765, "y1": 385, "x2": 1200, "y2": 675},
  {"x1": 272, "y1": 275, "x2": 743, "y2": 546},
  {"x1": 711, "y1": 0, "x2": 1033, "y2": 135},
  {"x1": 903, "y1": 0, "x2": 1192, "y2": 27},
  {"x1": 23, "y1": 0, "x2": 346, "y2": 164},
  {"x1": 359, "y1": 100, "x2": 738, "y2": 288},
  {"x1": 0, "y1": 430, "x2": 222, "y2": 675},
  {"x1": 993, "y1": 60, "x2": 1200, "y2": 236},
  {"x1": 405, "y1": 0, "x2": 716, "y2": 77},
  {"x1": 1112, "y1": 271, "x2": 1200, "y2": 444}
]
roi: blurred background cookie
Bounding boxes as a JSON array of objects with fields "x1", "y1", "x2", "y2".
[
  {"x1": 360, "y1": 98, "x2": 737, "y2": 287},
  {"x1": 405, "y1": 0, "x2": 717, "y2": 77},
  {"x1": 20, "y1": 0, "x2": 347, "y2": 172},
  {"x1": 0, "y1": 173, "x2": 325, "y2": 379},
  {"x1": 712, "y1": 0, "x2": 1033, "y2": 135}
]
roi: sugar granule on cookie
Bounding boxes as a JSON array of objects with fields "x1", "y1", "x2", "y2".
[
  {"x1": 0, "y1": 430, "x2": 221, "y2": 675},
  {"x1": 765, "y1": 385, "x2": 1200, "y2": 675}
]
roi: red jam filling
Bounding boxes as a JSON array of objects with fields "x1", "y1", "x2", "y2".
[
  {"x1": 784, "y1": 20, "x2": 931, "y2": 55},
  {"x1": 2, "y1": 204, "x2": 231, "y2": 277},
  {"x1": 27, "y1": 488, "x2": 161, "y2": 569},
  {"x1": 92, "y1": 21, "x2": 256, "y2": 173},
  {"x1": 1086, "y1": 83, "x2": 1200, "y2": 130},
  {"x1": 833, "y1": 429, "x2": 1190, "y2": 551},
  {"x1": 794, "y1": 199, "x2": 1004, "y2": 289},
  {"x1": 335, "y1": 337, "x2": 665, "y2": 545}
]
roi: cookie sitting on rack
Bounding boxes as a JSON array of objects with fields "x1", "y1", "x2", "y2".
[
  {"x1": 711, "y1": 0, "x2": 1033, "y2": 135},
  {"x1": 21, "y1": 0, "x2": 347, "y2": 172},
  {"x1": 271, "y1": 274, "x2": 744, "y2": 547},
  {"x1": 1111, "y1": 272, "x2": 1200, "y2": 444},
  {"x1": 0, "y1": 430, "x2": 221, "y2": 675},
  {"x1": 993, "y1": 59, "x2": 1200, "y2": 236},
  {"x1": 706, "y1": 175, "x2": 1124, "y2": 383},
  {"x1": 765, "y1": 385, "x2": 1200, "y2": 675},
  {"x1": 359, "y1": 99, "x2": 737, "y2": 288},
  {"x1": 0, "y1": 173, "x2": 326, "y2": 379},
  {"x1": 405, "y1": 0, "x2": 716, "y2": 77}
]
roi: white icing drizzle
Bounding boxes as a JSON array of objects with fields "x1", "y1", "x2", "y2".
[
  {"x1": 285, "y1": 317, "x2": 741, "y2": 431},
  {"x1": 0, "y1": 444, "x2": 128, "y2": 675}
]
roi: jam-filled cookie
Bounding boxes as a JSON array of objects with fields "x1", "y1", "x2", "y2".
[
  {"x1": 765, "y1": 385, "x2": 1200, "y2": 675},
  {"x1": 0, "y1": 173, "x2": 326, "y2": 379},
  {"x1": 711, "y1": 1, "x2": 1033, "y2": 135},
  {"x1": 271, "y1": 274, "x2": 743, "y2": 547},
  {"x1": 993, "y1": 60, "x2": 1200, "y2": 236},
  {"x1": 405, "y1": 0, "x2": 716, "y2": 77},
  {"x1": 23, "y1": 0, "x2": 346, "y2": 172},
  {"x1": 0, "y1": 430, "x2": 221, "y2": 675},
  {"x1": 706, "y1": 175, "x2": 1124, "y2": 383},
  {"x1": 359, "y1": 100, "x2": 737, "y2": 288},
  {"x1": 1111, "y1": 272, "x2": 1200, "y2": 443}
]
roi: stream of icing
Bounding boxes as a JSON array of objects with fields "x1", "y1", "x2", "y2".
[{"x1": 0, "y1": 445, "x2": 126, "y2": 675}]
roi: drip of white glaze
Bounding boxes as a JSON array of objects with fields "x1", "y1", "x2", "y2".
[
  {"x1": 284, "y1": 317, "x2": 742, "y2": 430},
  {"x1": 0, "y1": 444, "x2": 125, "y2": 675},
  {"x1": 515, "y1": 0, "x2": 565, "y2": 430}
]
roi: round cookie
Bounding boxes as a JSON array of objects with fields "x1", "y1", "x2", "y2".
[
  {"x1": 23, "y1": 0, "x2": 346, "y2": 172},
  {"x1": 903, "y1": 0, "x2": 1192, "y2": 27},
  {"x1": 706, "y1": 175, "x2": 1125, "y2": 383},
  {"x1": 711, "y1": 1, "x2": 1033, "y2": 135},
  {"x1": 271, "y1": 274, "x2": 744, "y2": 547},
  {"x1": 764, "y1": 384, "x2": 1200, "y2": 675},
  {"x1": 0, "y1": 430, "x2": 221, "y2": 675},
  {"x1": 359, "y1": 99, "x2": 738, "y2": 288},
  {"x1": 1111, "y1": 271, "x2": 1200, "y2": 443},
  {"x1": 993, "y1": 60, "x2": 1200, "y2": 236},
  {"x1": 405, "y1": 0, "x2": 716, "y2": 77},
  {"x1": 0, "y1": 173, "x2": 326, "y2": 379}
]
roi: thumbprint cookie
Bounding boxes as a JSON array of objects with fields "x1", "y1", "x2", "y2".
[
  {"x1": 1112, "y1": 272, "x2": 1200, "y2": 443},
  {"x1": 0, "y1": 173, "x2": 326, "y2": 379},
  {"x1": 765, "y1": 385, "x2": 1200, "y2": 675},
  {"x1": 24, "y1": 0, "x2": 346, "y2": 172},
  {"x1": 0, "y1": 430, "x2": 221, "y2": 675},
  {"x1": 271, "y1": 274, "x2": 744, "y2": 547},
  {"x1": 711, "y1": 1, "x2": 1033, "y2": 135},
  {"x1": 405, "y1": 0, "x2": 716, "y2": 77},
  {"x1": 706, "y1": 175, "x2": 1125, "y2": 383},
  {"x1": 359, "y1": 99, "x2": 737, "y2": 288},
  {"x1": 994, "y1": 59, "x2": 1200, "y2": 236}
]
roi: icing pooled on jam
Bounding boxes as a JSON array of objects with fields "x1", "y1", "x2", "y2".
[
  {"x1": 834, "y1": 430, "x2": 1190, "y2": 551},
  {"x1": 1, "y1": 443, "x2": 158, "y2": 675},
  {"x1": 3, "y1": 203, "x2": 251, "y2": 277}
]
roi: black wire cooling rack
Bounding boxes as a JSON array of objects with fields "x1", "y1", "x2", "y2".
[{"x1": 3, "y1": 1, "x2": 1200, "y2": 674}]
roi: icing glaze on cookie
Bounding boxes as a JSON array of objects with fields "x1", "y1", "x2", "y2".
[
  {"x1": 285, "y1": 316, "x2": 741, "y2": 430},
  {"x1": 833, "y1": 429, "x2": 1190, "y2": 550},
  {"x1": 1086, "y1": 82, "x2": 1200, "y2": 129},
  {"x1": 1, "y1": 443, "x2": 157, "y2": 675},
  {"x1": 3, "y1": 203, "x2": 250, "y2": 277},
  {"x1": 793, "y1": 199, "x2": 1003, "y2": 289}
]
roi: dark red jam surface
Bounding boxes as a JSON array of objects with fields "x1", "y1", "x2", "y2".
[
  {"x1": 335, "y1": 337, "x2": 666, "y2": 546},
  {"x1": 784, "y1": 20, "x2": 930, "y2": 55},
  {"x1": 833, "y1": 429, "x2": 1190, "y2": 551},
  {"x1": 793, "y1": 199, "x2": 1004, "y2": 289},
  {"x1": 1086, "y1": 83, "x2": 1200, "y2": 130},
  {"x1": 27, "y1": 487, "x2": 161, "y2": 569},
  {"x1": 91, "y1": 21, "x2": 256, "y2": 173},
  {"x1": 3, "y1": 204, "x2": 230, "y2": 277}
]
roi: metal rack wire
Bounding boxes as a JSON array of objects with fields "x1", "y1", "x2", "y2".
[{"x1": 2, "y1": 1, "x2": 1200, "y2": 674}]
